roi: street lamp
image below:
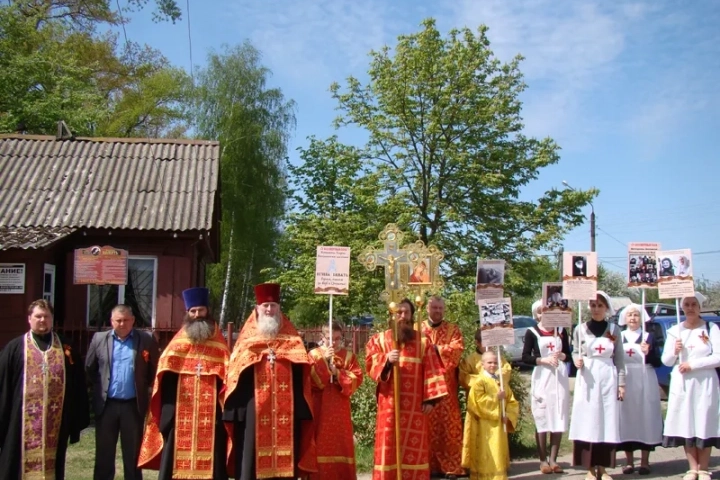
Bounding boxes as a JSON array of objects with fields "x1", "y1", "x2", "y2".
[{"x1": 562, "y1": 180, "x2": 596, "y2": 252}]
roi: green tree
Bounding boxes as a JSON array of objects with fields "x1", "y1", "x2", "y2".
[
  {"x1": 273, "y1": 19, "x2": 590, "y2": 326},
  {"x1": 192, "y1": 43, "x2": 296, "y2": 325},
  {"x1": 328, "y1": 18, "x2": 596, "y2": 287}
]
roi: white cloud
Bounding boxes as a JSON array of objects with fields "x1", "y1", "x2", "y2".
[
  {"x1": 229, "y1": 0, "x2": 404, "y2": 84},
  {"x1": 447, "y1": 0, "x2": 641, "y2": 147}
]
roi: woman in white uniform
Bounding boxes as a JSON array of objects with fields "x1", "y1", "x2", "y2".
[
  {"x1": 616, "y1": 304, "x2": 663, "y2": 474},
  {"x1": 569, "y1": 291, "x2": 625, "y2": 480},
  {"x1": 662, "y1": 293, "x2": 720, "y2": 480},
  {"x1": 522, "y1": 300, "x2": 571, "y2": 474}
]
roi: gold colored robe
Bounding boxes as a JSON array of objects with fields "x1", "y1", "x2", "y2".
[
  {"x1": 459, "y1": 351, "x2": 511, "y2": 393},
  {"x1": 461, "y1": 371, "x2": 519, "y2": 480}
]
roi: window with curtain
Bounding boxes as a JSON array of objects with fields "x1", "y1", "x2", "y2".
[{"x1": 87, "y1": 257, "x2": 157, "y2": 328}]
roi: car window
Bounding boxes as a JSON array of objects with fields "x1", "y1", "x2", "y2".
[
  {"x1": 659, "y1": 308, "x2": 675, "y2": 316},
  {"x1": 647, "y1": 322, "x2": 665, "y2": 351},
  {"x1": 513, "y1": 316, "x2": 536, "y2": 329}
]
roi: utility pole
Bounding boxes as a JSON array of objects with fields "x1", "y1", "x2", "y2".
[
  {"x1": 590, "y1": 208, "x2": 596, "y2": 252},
  {"x1": 563, "y1": 180, "x2": 596, "y2": 252}
]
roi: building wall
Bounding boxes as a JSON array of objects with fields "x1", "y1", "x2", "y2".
[
  {"x1": 0, "y1": 232, "x2": 209, "y2": 349},
  {"x1": 0, "y1": 249, "x2": 53, "y2": 345}
]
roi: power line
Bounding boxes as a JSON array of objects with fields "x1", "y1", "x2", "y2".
[
  {"x1": 596, "y1": 226, "x2": 627, "y2": 248},
  {"x1": 186, "y1": 0, "x2": 194, "y2": 83},
  {"x1": 115, "y1": 0, "x2": 129, "y2": 47}
]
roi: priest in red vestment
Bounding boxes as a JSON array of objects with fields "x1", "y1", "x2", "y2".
[
  {"x1": 138, "y1": 287, "x2": 230, "y2": 480},
  {"x1": 223, "y1": 283, "x2": 317, "y2": 480},
  {"x1": 0, "y1": 299, "x2": 89, "y2": 480},
  {"x1": 422, "y1": 295, "x2": 465, "y2": 479},
  {"x1": 309, "y1": 320, "x2": 363, "y2": 479},
  {"x1": 366, "y1": 298, "x2": 448, "y2": 480}
]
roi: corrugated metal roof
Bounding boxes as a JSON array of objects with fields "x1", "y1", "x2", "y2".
[
  {"x1": 0, "y1": 135, "x2": 220, "y2": 236},
  {"x1": 0, "y1": 225, "x2": 76, "y2": 249}
]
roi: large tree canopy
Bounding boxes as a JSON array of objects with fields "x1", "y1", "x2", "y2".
[{"x1": 272, "y1": 19, "x2": 596, "y2": 326}]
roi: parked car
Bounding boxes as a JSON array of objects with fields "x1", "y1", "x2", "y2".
[
  {"x1": 503, "y1": 315, "x2": 537, "y2": 364},
  {"x1": 646, "y1": 314, "x2": 720, "y2": 395},
  {"x1": 644, "y1": 303, "x2": 679, "y2": 318}
]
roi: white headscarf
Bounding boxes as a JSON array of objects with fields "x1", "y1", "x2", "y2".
[
  {"x1": 617, "y1": 303, "x2": 651, "y2": 326},
  {"x1": 595, "y1": 290, "x2": 615, "y2": 317},
  {"x1": 531, "y1": 299, "x2": 542, "y2": 320},
  {"x1": 681, "y1": 291, "x2": 706, "y2": 308}
]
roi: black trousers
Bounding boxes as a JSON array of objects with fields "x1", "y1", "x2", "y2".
[{"x1": 94, "y1": 398, "x2": 144, "y2": 480}]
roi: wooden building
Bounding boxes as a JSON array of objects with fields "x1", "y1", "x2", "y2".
[{"x1": 0, "y1": 131, "x2": 221, "y2": 351}]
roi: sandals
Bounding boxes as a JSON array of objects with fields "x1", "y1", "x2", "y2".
[
  {"x1": 622, "y1": 465, "x2": 635, "y2": 474},
  {"x1": 683, "y1": 470, "x2": 698, "y2": 480},
  {"x1": 552, "y1": 464, "x2": 564, "y2": 474},
  {"x1": 697, "y1": 470, "x2": 711, "y2": 480},
  {"x1": 540, "y1": 462, "x2": 553, "y2": 474},
  {"x1": 637, "y1": 466, "x2": 650, "y2": 475}
]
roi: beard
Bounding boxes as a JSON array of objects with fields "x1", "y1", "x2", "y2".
[
  {"x1": 183, "y1": 315, "x2": 215, "y2": 344},
  {"x1": 399, "y1": 322, "x2": 415, "y2": 343},
  {"x1": 257, "y1": 312, "x2": 281, "y2": 339}
]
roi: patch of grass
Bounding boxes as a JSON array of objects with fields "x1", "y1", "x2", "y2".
[
  {"x1": 355, "y1": 442, "x2": 375, "y2": 473},
  {"x1": 65, "y1": 428, "x2": 158, "y2": 480}
]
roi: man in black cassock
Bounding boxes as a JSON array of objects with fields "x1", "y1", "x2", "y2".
[{"x1": 0, "y1": 299, "x2": 89, "y2": 480}]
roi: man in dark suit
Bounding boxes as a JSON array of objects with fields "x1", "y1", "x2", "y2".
[{"x1": 86, "y1": 304, "x2": 159, "y2": 480}]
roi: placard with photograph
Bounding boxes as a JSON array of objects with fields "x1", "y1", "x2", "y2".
[
  {"x1": 478, "y1": 298, "x2": 515, "y2": 347},
  {"x1": 475, "y1": 259, "x2": 505, "y2": 302},
  {"x1": 656, "y1": 248, "x2": 694, "y2": 298},
  {"x1": 562, "y1": 251, "x2": 598, "y2": 300},
  {"x1": 541, "y1": 282, "x2": 572, "y2": 328},
  {"x1": 627, "y1": 242, "x2": 661, "y2": 288}
]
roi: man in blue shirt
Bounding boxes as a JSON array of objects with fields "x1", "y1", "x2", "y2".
[{"x1": 86, "y1": 305, "x2": 159, "y2": 480}]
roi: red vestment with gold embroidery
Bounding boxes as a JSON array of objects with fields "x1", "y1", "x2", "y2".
[
  {"x1": 365, "y1": 330, "x2": 448, "y2": 480},
  {"x1": 422, "y1": 320, "x2": 465, "y2": 476},
  {"x1": 138, "y1": 326, "x2": 229, "y2": 479},
  {"x1": 308, "y1": 346, "x2": 363, "y2": 479},
  {"x1": 224, "y1": 312, "x2": 317, "y2": 479}
]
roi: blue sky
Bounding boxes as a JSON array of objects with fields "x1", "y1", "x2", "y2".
[{"x1": 121, "y1": 0, "x2": 720, "y2": 281}]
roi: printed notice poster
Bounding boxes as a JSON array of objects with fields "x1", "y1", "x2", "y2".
[
  {"x1": 628, "y1": 242, "x2": 661, "y2": 288},
  {"x1": 73, "y1": 246, "x2": 128, "y2": 285},
  {"x1": 478, "y1": 298, "x2": 515, "y2": 347},
  {"x1": 314, "y1": 246, "x2": 351, "y2": 295},
  {"x1": 0, "y1": 263, "x2": 25, "y2": 294},
  {"x1": 476, "y1": 259, "x2": 505, "y2": 302},
  {"x1": 562, "y1": 251, "x2": 598, "y2": 300},
  {"x1": 656, "y1": 248, "x2": 694, "y2": 299},
  {"x1": 541, "y1": 282, "x2": 572, "y2": 328}
]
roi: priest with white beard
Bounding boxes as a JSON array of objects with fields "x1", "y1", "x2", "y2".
[{"x1": 223, "y1": 283, "x2": 318, "y2": 480}]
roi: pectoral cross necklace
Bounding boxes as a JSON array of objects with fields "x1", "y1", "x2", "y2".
[{"x1": 266, "y1": 341, "x2": 279, "y2": 367}]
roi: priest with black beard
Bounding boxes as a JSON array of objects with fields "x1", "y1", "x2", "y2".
[
  {"x1": 223, "y1": 283, "x2": 317, "y2": 479},
  {"x1": 0, "y1": 299, "x2": 89, "y2": 480},
  {"x1": 138, "y1": 287, "x2": 230, "y2": 480}
]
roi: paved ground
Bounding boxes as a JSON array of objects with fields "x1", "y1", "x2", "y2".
[
  {"x1": 357, "y1": 446, "x2": 720, "y2": 479},
  {"x1": 357, "y1": 369, "x2": 717, "y2": 479}
]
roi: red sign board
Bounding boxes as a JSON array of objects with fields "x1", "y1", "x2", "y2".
[{"x1": 73, "y1": 245, "x2": 128, "y2": 285}]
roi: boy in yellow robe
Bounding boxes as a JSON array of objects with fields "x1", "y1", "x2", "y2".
[
  {"x1": 462, "y1": 350, "x2": 519, "y2": 480},
  {"x1": 459, "y1": 329, "x2": 512, "y2": 395}
]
